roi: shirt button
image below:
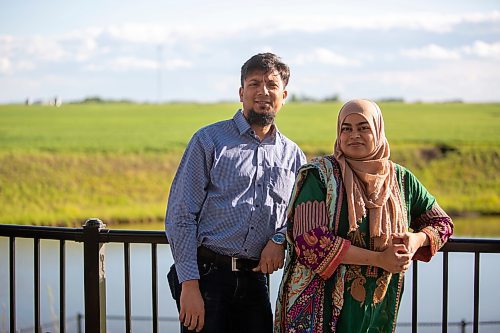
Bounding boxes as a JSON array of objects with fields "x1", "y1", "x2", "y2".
[
  {"x1": 251, "y1": 226, "x2": 255, "y2": 230},
  {"x1": 257, "y1": 184, "x2": 262, "y2": 187},
  {"x1": 255, "y1": 204, "x2": 260, "y2": 208}
]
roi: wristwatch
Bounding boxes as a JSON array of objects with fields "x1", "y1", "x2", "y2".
[{"x1": 271, "y1": 232, "x2": 286, "y2": 245}]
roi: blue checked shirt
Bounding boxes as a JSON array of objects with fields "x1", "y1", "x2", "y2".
[{"x1": 165, "y1": 110, "x2": 306, "y2": 283}]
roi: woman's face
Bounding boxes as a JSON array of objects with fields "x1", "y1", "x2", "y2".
[{"x1": 339, "y1": 113, "x2": 376, "y2": 159}]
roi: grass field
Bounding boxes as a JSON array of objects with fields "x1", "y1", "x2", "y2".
[
  {"x1": 1, "y1": 102, "x2": 499, "y2": 153},
  {"x1": 0, "y1": 102, "x2": 499, "y2": 236}
]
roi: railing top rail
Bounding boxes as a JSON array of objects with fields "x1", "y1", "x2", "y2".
[
  {"x1": 100, "y1": 229, "x2": 168, "y2": 244},
  {"x1": 0, "y1": 224, "x2": 82, "y2": 241},
  {"x1": 443, "y1": 237, "x2": 500, "y2": 253},
  {"x1": 1, "y1": 224, "x2": 500, "y2": 252}
]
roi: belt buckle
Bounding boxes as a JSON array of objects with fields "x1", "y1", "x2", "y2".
[{"x1": 231, "y1": 257, "x2": 240, "y2": 271}]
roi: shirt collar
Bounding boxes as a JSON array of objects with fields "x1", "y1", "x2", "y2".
[
  {"x1": 233, "y1": 109, "x2": 252, "y2": 135},
  {"x1": 233, "y1": 109, "x2": 279, "y2": 142}
]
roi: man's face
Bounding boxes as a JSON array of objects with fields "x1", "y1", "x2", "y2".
[{"x1": 239, "y1": 70, "x2": 288, "y2": 123}]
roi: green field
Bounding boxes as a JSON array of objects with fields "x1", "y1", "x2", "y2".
[{"x1": 0, "y1": 102, "x2": 499, "y2": 236}]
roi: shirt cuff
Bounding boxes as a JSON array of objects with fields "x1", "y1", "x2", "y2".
[
  {"x1": 275, "y1": 226, "x2": 287, "y2": 235},
  {"x1": 413, "y1": 226, "x2": 442, "y2": 262},
  {"x1": 174, "y1": 260, "x2": 200, "y2": 284}
]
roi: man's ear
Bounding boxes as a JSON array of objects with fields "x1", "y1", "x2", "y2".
[
  {"x1": 283, "y1": 89, "x2": 288, "y2": 104},
  {"x1": 239, "y1": 87, "x2": 244, "y2": 102}
]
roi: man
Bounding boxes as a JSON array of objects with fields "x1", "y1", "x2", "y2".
[{"x1": 165, "y1": 52, "x2": 306, "y2": 333}]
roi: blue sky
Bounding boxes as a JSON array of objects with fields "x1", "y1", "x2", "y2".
[{"x1": 1, "y1": 0, "x2": 499, "y2": 103}]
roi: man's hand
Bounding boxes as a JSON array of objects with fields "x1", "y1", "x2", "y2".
[
  {"x1": 254, "y1": 240, "x2": 285, "y2": 274},
  {"x1": 179, "y1": 280, "x2": 205, "y2": 332}
]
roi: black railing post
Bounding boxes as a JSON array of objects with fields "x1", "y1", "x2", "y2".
[
  {"x1": 442, "y1": 252, "x2": 449, "y2": 333},
  {"x1": 473, "y1": 253, "x2": 480, "y2": 333},
  {"x1": 412, "y1": 260, "x2": 418, "y2": 333},
  {"x1": 82, "y1": 218, "x2": 107, "y2": 333},
  {"x1": 34, "y1": 237, "x2": 40, "y2": 333},
  {"x1": 9, "y1": 237, "x2": 16, "y2": 333},
  {"x1": 77, "y1": 313, "x2": 83, "y2": 333},
  {"x1": 60, "y1": 240, "x2": 66, "y2": 333},
  {"x1": 460, "y1": 319, "x2": 466, "y2": 333}
]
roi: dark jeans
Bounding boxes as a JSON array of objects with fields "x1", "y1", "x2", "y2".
[{"x1": 167, "y1": 263, "x2": 273, "y2": 333}]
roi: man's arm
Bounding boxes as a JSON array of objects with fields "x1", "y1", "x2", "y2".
[
  {"x1": 255, "y1": 240, "x2": 285, "y2": 274},
  {"x1": 165, "y1": 131, "x2": 212, "y2": 283},
  {"x1": 165, "y1": 131, "x2": 212, "y2": 332}
]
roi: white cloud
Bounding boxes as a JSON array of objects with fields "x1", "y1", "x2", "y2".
[
  {"x1": 271, "y1": 10, "x2": 500, "y2": 34},
  {"x1": 348, "y1": 60, "x2": 500, "y2": 101},
  {"x1": 110, "y1": 57, "x2": 157, "y2": 71},
  {"x1": 462, "y1": 40, "x2": 500, "y2": 60},
  {"x1": 163, "y1": 59, "x2": 192, "y2": 70},
  {"x1": 292, "y1": 48, "x2": 361, "y2": 67},
  {"x1": 15, "y1": 60, "x2": 35, "y2": 71},
  {"x1": 102, "y1": 23, "x2": 229, "y2": 45},
  {"x1": 0, "y1": 57, "x2": 12, "y2": 74},
  {"x1": 0, "y1": 57, "x2": 35, "y2": 75},
  {"x1": 26, "y1": 36, "x2": 69, "y2": 62},
  {"x1": 401, "y1": 41, "x2": 500, "y2": 61},
  {"x1": 106, "y1": 24, "x2": 171, "y2": 44},
  {"x1": 401, "y1": 44, "x2": 461, "y2": 60},
  {"x1": 10, "y1": 9, "x2": 495, "y2": 58},
  {"x1": 85, "y1": 56, "x2": 193, "y2": 72}
]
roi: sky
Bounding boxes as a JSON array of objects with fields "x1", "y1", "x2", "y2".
[{"x1": 1, "y1": 0, "x2": 499, "y2": 103}]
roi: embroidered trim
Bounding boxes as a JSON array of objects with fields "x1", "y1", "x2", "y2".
[
  {"x1": 293, "y1": 200, "x2": 328, "y2": 238},
  {"x1": 317, "y1": 238, "x2": 350, "y2": 280},
  {"x1": 413, "y1": 203, "x2": 449, "y2": 228},
  {"x1": 421, "y1": 226, "x2": 442, "y2": 255},
  {"x1": 391, "y1": 273, "x2": 405, "y2": 333},
  {"x1": 295, "y1": 226, "x2": 351, "y2": 280}
]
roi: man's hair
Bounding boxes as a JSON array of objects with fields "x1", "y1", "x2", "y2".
[{"x1": 240, "y1": 53, "x2": 290, "y2": 88}]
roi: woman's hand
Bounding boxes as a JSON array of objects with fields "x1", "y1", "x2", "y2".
[
  {"x1": 392, "y1": 232, "x2": 429, "y2": 257},
  {"x1": 377, "y1": 243, "x2": 412, "y2": 273}
]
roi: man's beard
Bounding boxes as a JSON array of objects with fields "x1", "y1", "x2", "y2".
[{"x1": 247, "y1": 108, "x2": 275, "y2": 126}]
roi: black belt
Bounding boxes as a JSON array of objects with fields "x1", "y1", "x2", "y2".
[{"x1": 197, "y1": 246, "x2": 260, "y2": 272}]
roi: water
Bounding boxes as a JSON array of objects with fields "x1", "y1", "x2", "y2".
[{"x1": 1, "y1": 238, "x2": 499, "y2": 333}]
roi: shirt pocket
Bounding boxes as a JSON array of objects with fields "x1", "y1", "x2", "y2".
[
  {"x1": 268, "y1": 167, "x2": 295, "y2": 205},
  {"x1": 210, "y1": 149, "x2": 251, "y2": 192}
]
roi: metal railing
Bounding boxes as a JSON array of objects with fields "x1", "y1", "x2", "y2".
[{"x1": 1, "y1": 219, "x2": 500, "y2": 333}]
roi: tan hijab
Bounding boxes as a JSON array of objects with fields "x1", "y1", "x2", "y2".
[{"x1": 333, "y1": 99, "x2": 407, "y2": 250}]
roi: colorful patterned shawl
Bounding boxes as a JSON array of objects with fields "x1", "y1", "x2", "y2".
[{"x1": 274, "y1": 156, "x2": 453, "y2": 333}]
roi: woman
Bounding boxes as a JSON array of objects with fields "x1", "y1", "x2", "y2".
[{"x1": 275, "y1": 99, "x2": 453, "y2": 333}]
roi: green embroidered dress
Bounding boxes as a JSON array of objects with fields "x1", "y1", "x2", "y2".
[{"x1": 275, "y1": 156, "x2": 453, "y2": 333}]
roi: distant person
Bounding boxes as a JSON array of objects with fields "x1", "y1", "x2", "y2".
[
  {"x1": 165, "y1": 52, "x2": 306, "y2": 333},
  {"x1": 275, "y1": 99, "x2": 453, "y2": 333}
]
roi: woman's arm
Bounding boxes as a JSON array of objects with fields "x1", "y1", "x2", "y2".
[
  {"x1": 403, "y1": 167, "x2": 454, "y2": 261},
  {"x1": 341, "y1": 241, "x2": 412, "y2": 274},
  {"x1": 291, "y1": 168, "x2": 351, "y2": 280},
  {"x1": 291, "y1": 168, "x2": 411, "y2": 280}
]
